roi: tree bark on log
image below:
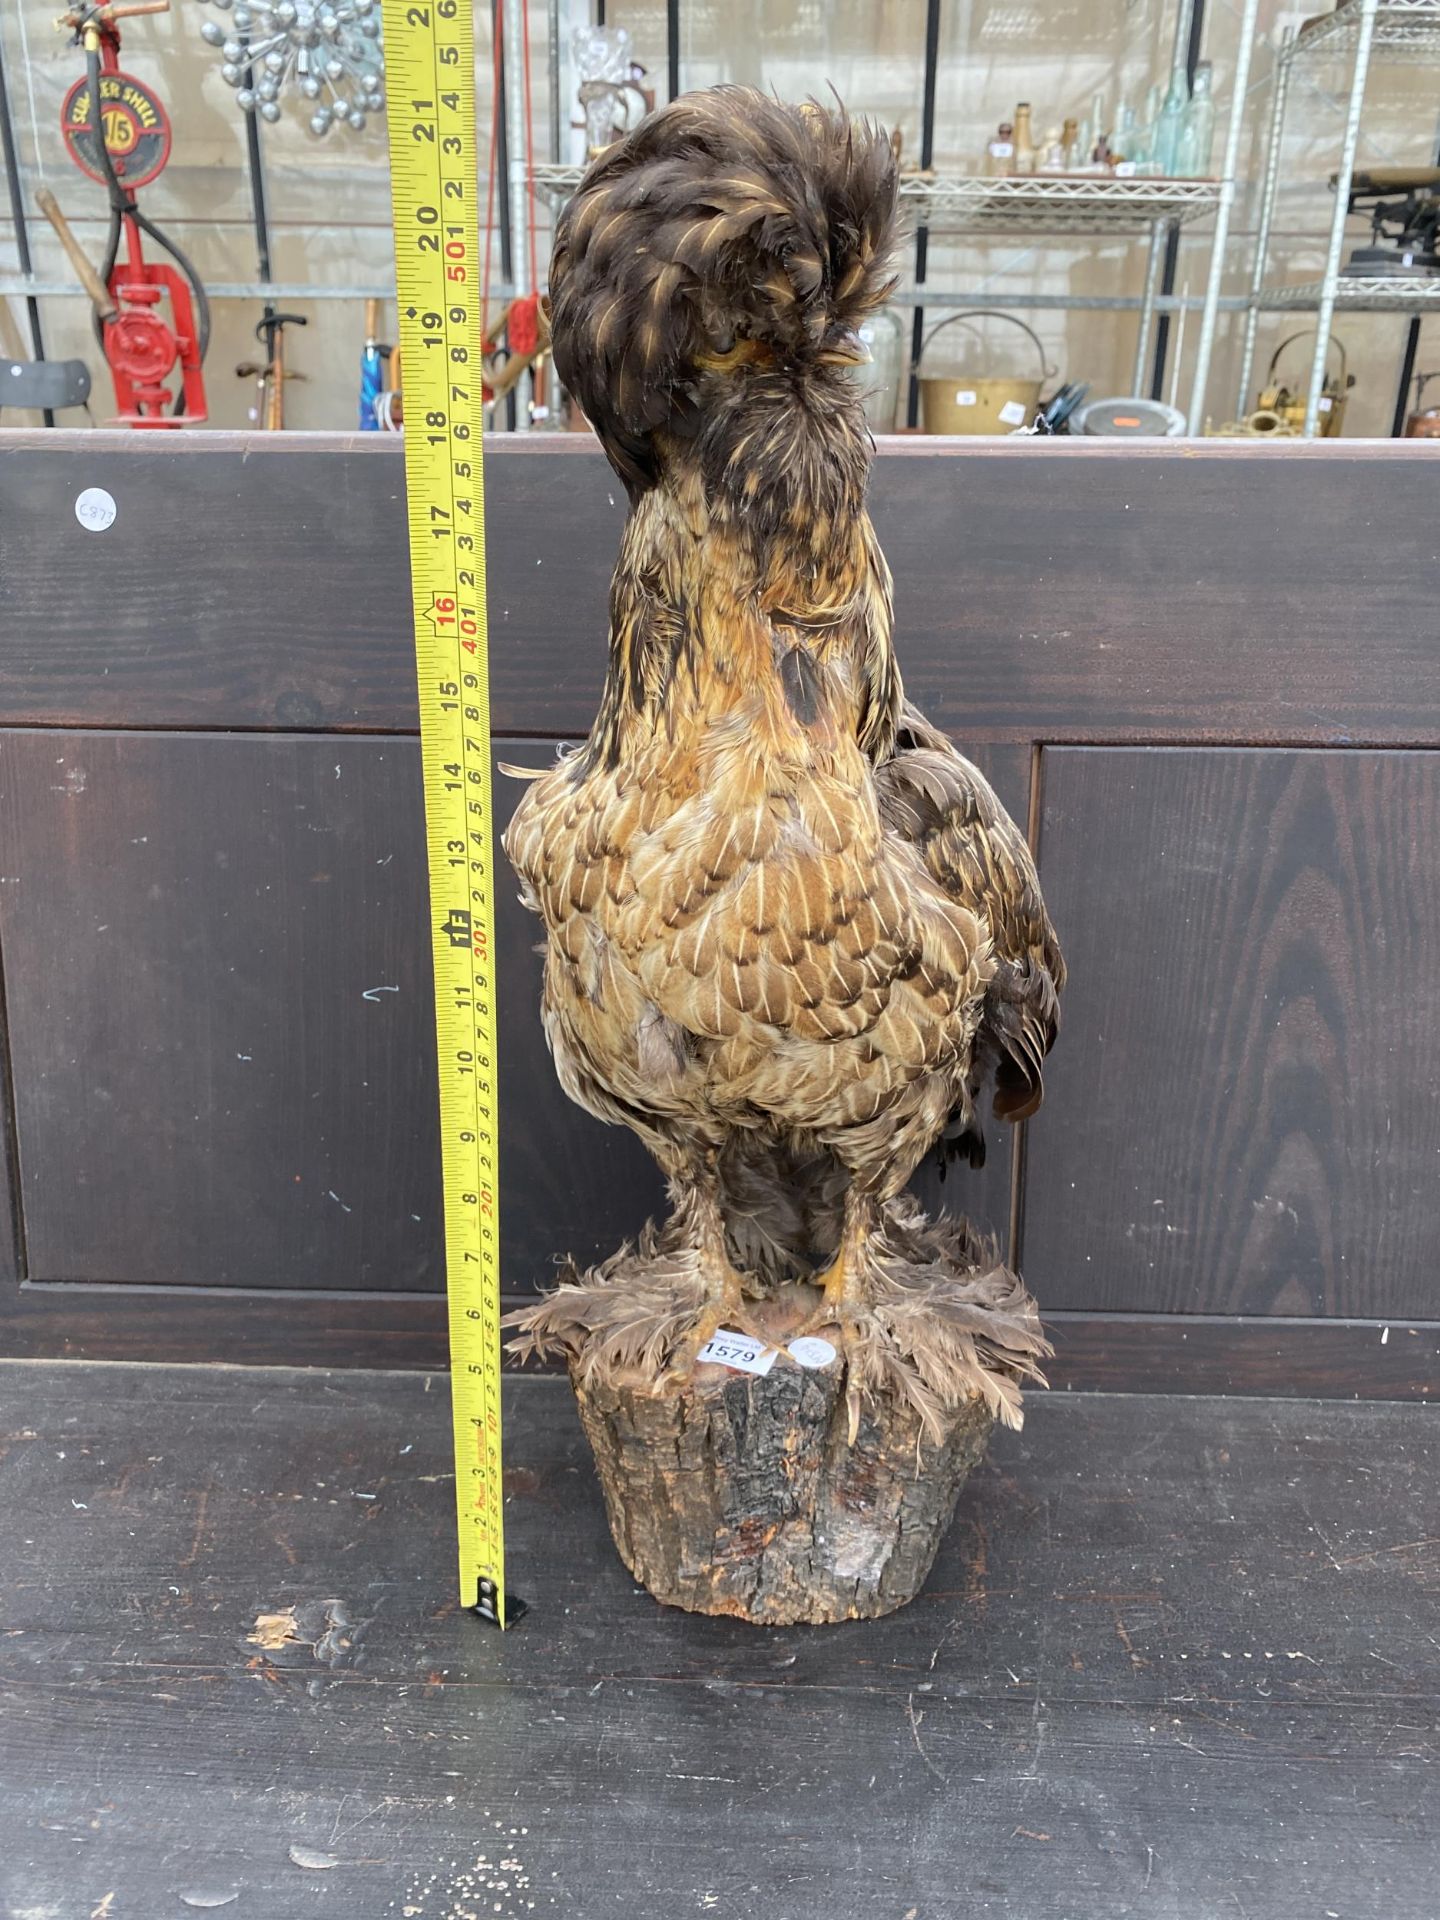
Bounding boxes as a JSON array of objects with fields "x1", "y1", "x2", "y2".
[
  {"x1": 508, "y1": 1203, "x2": 1046, "y2": 1624},
  {"x1": 571, "y1": 1339, "x2": 993, "y2": 1626}
]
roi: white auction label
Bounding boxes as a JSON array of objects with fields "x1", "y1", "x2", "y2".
[
  {"x1": 74, "y1": 487, "x2": 117, "y2": 533},
  {"x1": 998, "y1": 399, "x2": 1028, "y2": 426},
  {"x1": 787, "y1": 1336, "x2": 838, "y2": 1370},
  {"x1": 696, "y1": 1330, "x2": 777, "y2": 1376},
  {"x1": 954, "y1": 389, "x2": 978, "y2": 406}
]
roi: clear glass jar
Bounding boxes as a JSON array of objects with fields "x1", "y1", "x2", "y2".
[
  {"x1": 983, "y1": 121, "x2": 1015, "y2": 177},
  {"x1": 852, "y1": 309, "x2": 905, "y2": 434}
]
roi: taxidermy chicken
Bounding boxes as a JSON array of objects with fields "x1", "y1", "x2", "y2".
[{"x1": 505, "y1": 89, "x2": 1063, "y2": 1436}]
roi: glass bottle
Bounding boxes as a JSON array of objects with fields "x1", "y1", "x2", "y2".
[
  {"x1": 1012, "y1": 101, "x2": 1036, "y2": 175},
  {"x1": 1153, "y1": 58, "x2": 1189, "y2": 176},
  {"x1": 1089, "y1": 89, "x2": 1109, "y2": 166},
  {"x1": 1060, "y1": 116, "x2": 1079, "y2": 171},
  {"x1": 1136, "y1": 81, "x2": 1163, "y2": 175},
  {"x1": 1111, "y1": 98, "x2": 1137, "y2": 170},
  {"x1": 852, "y1": 309, "x2": 903, "y2": 433},
  {"x1": 1037, "y1": 125, "x2": 1066, "y2": 173},
  {"x1": 1074, "y1": 116, "x2": 1093, "y2": 175},
  {"x1": 572, "y1": 24, "x2": 633, "y2": 156},
  {"x1": 984, "y1": 120, "x2": 1015, "y2": 176},
  {"x1": 1145, "y1": 79, "x2": 1164, "y2": 127},
  {"x1": 1176, "y1": 60, "x2": 1216, "y2": 177}
]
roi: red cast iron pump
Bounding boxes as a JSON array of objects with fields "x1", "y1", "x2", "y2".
[{"x1": 60, "y1": 1, "x2": 209, "y2": 425}]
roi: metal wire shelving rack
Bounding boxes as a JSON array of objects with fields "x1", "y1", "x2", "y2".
[
  {"x1": 1236, "y1": 0, "x2": 1440, "y2": 436},
  {"x1": 520, "y1": 0, "x2": 1270, "y2": 432},
  {"x1": 896, "y1": 173, "x2": 1223, "y2": 233},
  {"x1": 1258, "y1": 273, "x2": 1440, "y2": 308},
  {"x1": 530, "y1": 164, "x2": 1224, "y2": 235},
  {"x1": 531, "y1": 108, "x2": 1257, "y2": 419}
]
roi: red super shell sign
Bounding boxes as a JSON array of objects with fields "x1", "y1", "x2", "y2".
[{"x1": 62, "y1": 69, "x2": 172, "y2": 191}]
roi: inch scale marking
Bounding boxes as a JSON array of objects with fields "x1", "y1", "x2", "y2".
[{"x1": 381, "y1": 0, "x2": 518, "y2": 1627}]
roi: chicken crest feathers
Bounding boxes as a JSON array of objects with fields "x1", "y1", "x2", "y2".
[{"x1": 549, "y1": 88, "x2": 900, "y2": 495}]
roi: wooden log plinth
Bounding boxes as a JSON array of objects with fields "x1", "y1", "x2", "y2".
[
  {"x1": 569, "y1": 1316, "x2": 994, "y2": 1626},
  {"x1": 509, "y1": 1207, "x2": 1047, "y2": 1625}
]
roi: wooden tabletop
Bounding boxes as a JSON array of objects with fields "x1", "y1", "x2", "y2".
[{"x1": 1, "y1": 1361, "x2": 1434, "y2": 1918}]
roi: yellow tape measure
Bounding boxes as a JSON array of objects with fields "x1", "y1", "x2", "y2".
[{"x1": 381, "y1": 0, "x2": 519, "y2": 1627}]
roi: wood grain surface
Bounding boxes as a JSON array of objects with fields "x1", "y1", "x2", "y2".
[
  {"x1": 0, "y1": 434, "x2": 1435, "y2": 1389},
  {"x1": 3, "y1": 1282, "x2": 1435, "y2": 1399},
  {"x1": 1, "y1": 1360, "x2": 1436, "y2": 1919},
  {"x1": 0, "y1": 728, "x2": 442, "y2": 1290},
  {"x1": 0, "y1": 729, "x2": 663, "y2": 1294},
  {"x1": 1, "y1": 434, "x2": 1437, "y2": 743},
  {"x1": 1025, "y1": 748, "x2": 1440, "y2": 1321}
]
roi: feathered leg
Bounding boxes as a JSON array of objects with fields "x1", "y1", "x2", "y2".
[
  {"x1": 651, "y1": 1166, "x2": 768, "y2": 1390},
  {"x1": 791, "y1": 1188, "x2": 888, "y2": 1443},
  {"x1": 798, "y1": 1188, "x2": 879, "y2": 1332}
]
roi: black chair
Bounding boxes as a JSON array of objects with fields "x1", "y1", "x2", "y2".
[{"x1": 0, "y1": 356, "x2": 92, "y2": 413}]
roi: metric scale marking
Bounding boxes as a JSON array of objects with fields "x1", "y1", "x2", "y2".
[{"x1": 380, "y1": 0, "x2": 520, "y2": 1627}]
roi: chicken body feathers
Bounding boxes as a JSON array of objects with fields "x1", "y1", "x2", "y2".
[
  {"x1": 505, "y1": 88, "x2": 1063, "y2": 1291},
  {"x1": 878, "y1": 705, "x2": 1065, "y2": 1161}
]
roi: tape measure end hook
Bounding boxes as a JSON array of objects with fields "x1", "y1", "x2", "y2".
[{"x1": 473, "y1": 1577, "x2": 530, "y2": 1630}]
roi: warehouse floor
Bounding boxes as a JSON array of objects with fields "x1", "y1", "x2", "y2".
[{"x1": 0, "y1": 1361, "x2": 1434, "y2": 1920}]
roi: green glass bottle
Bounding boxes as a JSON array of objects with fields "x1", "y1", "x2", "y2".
[
  {"x1": 1153, "y1": 58, "x2": 1189, "y2": 176},
  {"x1": 1176, "y1": 60, "x2": 1216, "y2": 177}
]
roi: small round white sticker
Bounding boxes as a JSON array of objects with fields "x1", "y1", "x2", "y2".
[
  {"x1": 788, "y1": 1336, "x2": 838, "y2": 1370},
  {"x1": 75, "y1": 487, "x2": 117, "y2": 533}
]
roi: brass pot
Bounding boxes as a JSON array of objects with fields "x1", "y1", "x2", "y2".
[
  {"x1": 1256, "y1": 329, "x2": 1353, "y2": 437},
  {"x1": 918, "y1": 311, "x2": 1055, "y2": 434}
]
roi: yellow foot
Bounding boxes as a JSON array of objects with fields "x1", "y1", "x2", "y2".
[
  {"x1": 788, "y1": 1244, "x2": 880, "y2": 1444},
  {"x1": 789, "y1": 1245, "x2": 866, "y2": 1342},
  {"x1": 652, "y1": 1279, "x2": 770, "y2": 1392}
]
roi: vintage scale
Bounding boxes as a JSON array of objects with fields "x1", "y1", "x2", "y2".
[{"x1": 1341, "y1": 168, "x2": 1440, "y2": 280}]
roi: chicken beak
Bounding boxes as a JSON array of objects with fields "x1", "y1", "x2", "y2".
[{"x1": 818, "y1": 330, "x2": 871, "y2": 367}]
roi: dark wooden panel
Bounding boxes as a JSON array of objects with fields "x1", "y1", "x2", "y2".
[
  {"x1": 1024, "y1": 748, "x2": 1440, "y2": 1319},
  {"x1": 0, "y1": 728, "x2": 441, "y2": 1292},
  {"x1": 1045, "y1": 1310, "x2": 1440, "y2": 1397},
  {"x1": 0, "y1": 1279, "x2": 458, "y2": 1365},
  {"x1": 0, "y1": 730, "x2": 661, "y2": 1300},
  {"x1": 3, "y1": 1363, "x2": 1437, "y2": 1918},
  {"x1": 877, "y1": 442, "x2": 1440, "y2": 748},
  {"x1": 0, "y1": 986, "x2": 21, "y2": 1292},
  {"x1": 2, "y1": 435, "x2": 1436, "y2": 1391},
  {"x1": 0, "y1": 437, "x2": 416, "y2": 733},
  {"x1": 2, "y1": 433, "x2": 1439, "y2": 744},
  {"x1": 6, "y1": 1280, "x2": 1437, "y2": 1399}
]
